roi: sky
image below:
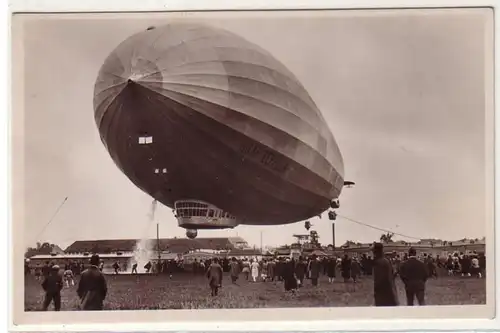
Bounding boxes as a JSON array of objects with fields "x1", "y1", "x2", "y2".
[{"x1": 19, "y1": 9, "x2": 491, "y2": 250}]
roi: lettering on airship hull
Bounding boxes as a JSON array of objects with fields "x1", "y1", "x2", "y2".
[{"x1": 239, "y1": 142, "x2": 290, "y2": 174}]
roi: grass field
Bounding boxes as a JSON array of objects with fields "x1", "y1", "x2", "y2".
[{"x1": 24, "y1": 271, "x2": 486, "y2": 311}]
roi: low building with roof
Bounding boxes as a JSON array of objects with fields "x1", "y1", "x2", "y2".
[{"x1": 64, "y1": 237, "x2": 250, "y2": 255}]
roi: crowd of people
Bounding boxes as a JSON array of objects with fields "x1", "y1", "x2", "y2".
[
  {"x1": 27, "y1": 244, "x2": 486, "y2": 311},
  {"x1": 203, "y1": 244, "x2": 486, "y2": 306},
  {"x1": 33, "y1": 254, "x2": 108, "y2": 311}
]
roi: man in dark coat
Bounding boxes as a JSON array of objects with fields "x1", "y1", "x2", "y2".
[
  {"x1": 206, "y1": 258, "x2": 223, "y2": 296},
  {"x1": 42, "y1": 261, "x2": 51, "y2": 278},
  {"x1": 275, "y1": 258, "x2": 284, "y2": 281},
  {"x1": 267, "y1": 259, "x2": 276, "y2": 281},
  {"x1": 366, "y1": 256, "x2": 374, "y2": 276},
  {"x1": 308, "y1": 254, "x2": 321, "y2": 286},
  {"x1": 341, "y1": 254, "x2": 352, "y2": 282},
  {"x1": 372, "y1": 243, "x2": 399, "y2": 306},
  {"x1": 479, "y1": 254, "x2": 486, "y2": 276},
  {"x1": 399, "y1": 247, "x2": 428, "y2": 306},
  {"x1": 77, "y1": 254, "x2": 108, "y2": 310},
  {"x1": 294, "y1": 256, "x2": 307, "y2": 287},
  {"x1": 282, "y1": 258, "x2": 298, "y2": 292},
  {"x1": 351, "y1": 258, "x2": 361, "y2": 283},
  {"x1": 41, "y1": 265, "x2": 64, "y2": 311}
]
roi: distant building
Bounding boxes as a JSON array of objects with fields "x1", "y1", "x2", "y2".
[
  {"x1": 25, "y1": 243, "x2": 65, "y2": 258},
  {"x1": 337, "y1": 238, "x2": 486, "y2": 258},
  {"x1": 64, "y1": 237, "x2": 251, "y2": 255},
  {"x1": 28, "y1": 252, "x2": 135, "y2": 273},
  {"x1": 222, "y1": 248, "x2": 262, "y2": 260},
  {"x1": 27, "y1": 237, "x2": 253, "y2": 274},
  {"x1": 229, "y1": 237, "x2": 250, "y2": 249}
]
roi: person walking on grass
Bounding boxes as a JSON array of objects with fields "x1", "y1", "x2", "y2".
[
  {"x1": 41, "y1": 265, "x2": 64, "y2": 311},
  {"x1": 207, "y1": 258, "x2": 223, "y2": 296},
  {"x1": 77, "y1": 254, "x2": 108, "y2": 311},
  {"x1": 113, "y1": 261, "x2": 120, "y2": 275}
]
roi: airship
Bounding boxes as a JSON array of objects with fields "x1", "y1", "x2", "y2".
[{"x1": 93, "y1": 23, "x2": 347, "y2": 238}]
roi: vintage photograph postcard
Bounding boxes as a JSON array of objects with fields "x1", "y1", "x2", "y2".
[{"x1": 10, "y1": 7, "x2": 495, "y2": 327}]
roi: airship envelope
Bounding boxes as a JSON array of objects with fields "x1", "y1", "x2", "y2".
[{"x1": 93, "y1": 23, "x2": 344, "y2": 226}]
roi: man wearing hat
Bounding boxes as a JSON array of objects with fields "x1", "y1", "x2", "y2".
[
  {"x1": 399, "y1": 247, "x2": 428, "y2": 305},
  {"x1": 77, "y1": 254, "x2": 108, "y2": 310},
  {"x1": 41, "y1": 264, "x2": 64, "y2": 311},
  {"x1": 372, "y1": 242, "x2": 399, "y2": 306}
]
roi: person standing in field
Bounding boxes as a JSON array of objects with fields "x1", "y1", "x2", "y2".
[
  {"x1": 351, "y1": 258, "x2": 361, "y2": 283},
  {"x1": 282, "y1": 257, "x2": 298, "y2": 293},
  {"x1": 471, "y1": 256, "x2": 481, "y2": 278},
  {"x1": 251, "y1": 258, "x2": 260, "y2": 282},
  {"x1": 267, "y1": 258, "x2": 276, "y2": 281},
  {"x1": 41, "y1": 265, "x2": 64, "y2": 311},
  {"x1": 295, "y1": 256, "x2": 307, "y2": 287},
  {"x1": 307, "y1": 254, "x2": 321, "y2": 286},
  {"x1": 77, "y1": 254, "x2": 108, "y2": 311},
  {"x1": 63, "y1": 268, "x2": 75, "y2": 287},
  {"x1": 206, "y1": 258, "x2": 223, "y2": 296},
  {"x1": 341, "y1": 254, "x2": 352, "y2": 283},
  {"x1": 42, "y1": 261, "x2": 51, "y2": 279},
  {"x1": 326, "y1": 257, "x2": 337, "y2": 283},
  {"x1": 393, "y1": 255, "x2": 402, "y2": 277},
  {"x1": 229, "y1": 257, "x2": 240, "y2": 284},
  {"x1": 34, "y1": 265, "x2": 42, "y2": 281},
  {"x1": 446, "y1": 254, "x2": 454, "y2": 276},
  {"x1": 261, "y1": 259, "x2": 268, "y2": 281},
  {"x1": 399, "y1": 247, "x2": 428, "y2": 306},
  {"x1": 479, "y1": 253, "x2": 486, "y2": 276},
  {"x1": 425, "y1": 255, "x2": 437, "y2": 279},
  {"x1": 241, "y1": 259, "x2": 250, "y2": 281},
  {"x1": 276, "y1": 258, "x2": 284, "y2": 281},
  {"x1": 372, "y1": 243, "x2": 399, "y2": 306}
]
